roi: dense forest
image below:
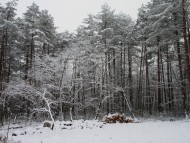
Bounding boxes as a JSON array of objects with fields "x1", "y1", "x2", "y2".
[{"x1": 0, "y1": 0, "x2": 190, "y2": 125}]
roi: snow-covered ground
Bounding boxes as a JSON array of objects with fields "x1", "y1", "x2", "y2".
[{"x1": 1, "y1": 119, "x2": 190, "y2": 143}]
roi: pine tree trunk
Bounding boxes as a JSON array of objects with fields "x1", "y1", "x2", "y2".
[
  {"x1": 166, "y1": 46, "x2": 173, "y2": 110},
  {"x1": 161, "y1": 53, "x2": 167, "y2": 111},
  {"x1": 144, "y1": 42, "x2": 151, "y2": 114},
  {"x1": 182, "y1": 0, "x2": 190, "y2": 83},
  {"x1": 128, "y1": 46, "x2": 133, "y2": 107},
  {"x1": 0, "y1": 31, "x2": 5, "y2": 125},
  {"x1": 182, "y1": 0, "x2": 189, "y2": 112},
  {"x1": 176, "y1": 31, "x2": 186, "y2": 108},
  {"x1": 25, "y1": 46, "x2": 29, "y2": 80},
  {"x1": 157, "y1": 37, "x2": 162, "y2": 112},
  {"x1": 137, "y1": 45, "x2": 144, "y2": 113},
  {"x1": 123, "y1": 47, "x2": 126, "y2": 113},
  {"x1": 107, "y1": 51, "x2": 111, "y2": 114}
]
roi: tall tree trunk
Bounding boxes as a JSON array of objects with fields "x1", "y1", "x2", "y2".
[
  {"x1": 113, "y1": 48, "x2": 116, "y2": 113},
  {"x1": 0, "y1": 31, "x2": 5, "y2": 125},
  {"x1": 120, "y1": 47, "x2": 125, "y2": 112},
  {"x1": 144, "y1": 41, "x2": 151, "y2": 114},
  {"x1": 105, "y1": 52, "x2": 109, "y2": 114},
  {"x1": 166, "y1": 46, "x2": 173, "y2": 110},
  {"x1": 4, "y1": 29, "x2": 8, "y2": 83},
  {"x1": 128, "y1": 46, "x2": 133, "y2": 107},
  {"x1": 161, "y1": 52, "x2": 167, "y2": 111},
  {"x1": 182, "y1": 0, "x2": 189, "y2": 112},
  {"x1": 173, "y1": 6, "x2": 187, "y2": 114},
  {"x1": 123, "y1": 47, "x2": 126, "y2": 113},
  {"x1": 107, "y1": 50, "x2": 111, "y2": 114},
  {"x1": 182, "y1": 0, "x2": 190, "y2": 82},
  {"x1": 25, "y1": 46, "x2": 30, "y2": 80},
  {"x1": 0, "y1": 31, "x2": 5, "y2": 93},
  {"x1": 157, "y1": 37, "x2": 162, "y2": 112},
  {"x1": 137, "y1": 44, "x2": 144, "y2": 114}
]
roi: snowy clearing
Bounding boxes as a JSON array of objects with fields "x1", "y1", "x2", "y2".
[{"x1": 1, "y1": 119, "x2": 190, "y2": 143}]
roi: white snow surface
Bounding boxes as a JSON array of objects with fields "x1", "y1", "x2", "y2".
[{"x1": 1, "y1": 119, "x2": 190, "y2": 143}]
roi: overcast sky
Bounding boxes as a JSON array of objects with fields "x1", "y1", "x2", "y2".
[{"x1": 2, "y1": 0, "x2": 150, "y2": 32}]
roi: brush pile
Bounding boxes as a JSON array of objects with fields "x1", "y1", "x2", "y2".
[{"x1": 103, "y1": 113, "x2": 134, "y2": 123}]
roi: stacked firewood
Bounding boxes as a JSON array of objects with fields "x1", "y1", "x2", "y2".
[{"x1": 103, "y1": 113, "x2": 134, "y2": 123}]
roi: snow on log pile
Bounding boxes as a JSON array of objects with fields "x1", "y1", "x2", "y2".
[{"x1": 103, "y1": 113, "x2": 134, "y2": 123}]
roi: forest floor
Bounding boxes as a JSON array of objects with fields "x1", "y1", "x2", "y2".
[{"x1": 1, "y1": 119, "x2": 190, "y2": 143}]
